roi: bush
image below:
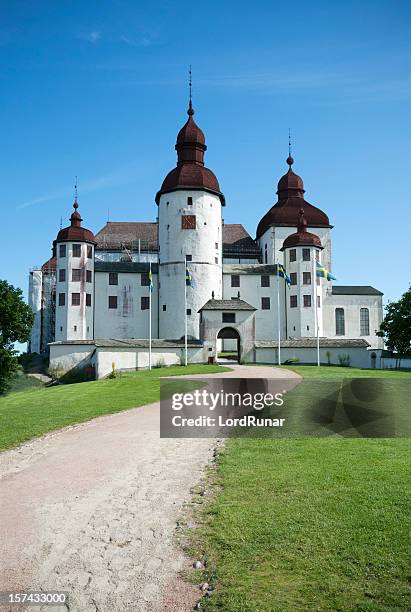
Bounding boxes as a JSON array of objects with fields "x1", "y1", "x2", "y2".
[{"x1": 338, "y1": 354, "x2": 351, "y2": 367}]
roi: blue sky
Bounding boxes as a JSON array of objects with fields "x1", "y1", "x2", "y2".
[{"x1": 1, "y1": 0, "x2": 410, "y2": 305}]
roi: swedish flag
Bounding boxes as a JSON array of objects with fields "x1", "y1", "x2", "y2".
[
  {"x1": 185, "y1": 264, "x2": 193, "y2": 287},
  {"x1": 316, "y1": 261, "x2": 336, "y2": 281},
  {"x1": 278, "y1": 263, "x2": 291, "y2": 286}
]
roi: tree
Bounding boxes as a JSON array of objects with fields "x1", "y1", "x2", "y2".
[
  {"x1": 377, "y1": 285, "x2": 411, "y2": 368},
  {"x1": 0, "y1": 280, "x2": 34, "y2": 393}
]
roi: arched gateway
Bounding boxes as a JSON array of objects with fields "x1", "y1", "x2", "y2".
[{"x1": 217, "y1": 327, "x2": 240, "y2": 363}]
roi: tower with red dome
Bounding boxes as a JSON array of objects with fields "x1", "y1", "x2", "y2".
[
  {"x1": 54, "y1": 201, "x2": 96, "y2": 342},
  {"x1": 156, "y1": 95, "x2": 225, "y2": 339}
]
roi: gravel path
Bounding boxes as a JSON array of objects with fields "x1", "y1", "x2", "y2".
[{"x1": 0, "y1": 365, "x2": 299, "y2": 612}]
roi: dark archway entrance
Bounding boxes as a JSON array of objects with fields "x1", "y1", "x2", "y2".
[{"x1": 217, "y1": 327, "x2": 240, "y2": 363}]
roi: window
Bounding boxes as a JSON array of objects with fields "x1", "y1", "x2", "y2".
[
  {"x1": 261, "y1": 275, "x2": 270, "y2": 287},
  {"x1": 215, "y1": 242, "x2": 218, "y2": 249},
  {"x1": 59, "y1": 244, "x2": 66, "y2": 258},
  {"x1": 141, "y1": 272, "x2": 150, "y2": 286},
  {"x1": 186, "y1": 308, "x2": 192, "y2": 315},
  {"x1": 215, "y1": 257, "x2": 218, "y2": 264},
  {"x1": 315, "y1": 250, "x2": 320, "y2": 261},
  {"x1": 87, "y1": 245, "x2": 93, "y2": 259},
  {"x1": 261, "y1": 297, "x2": 270, "y2": 310},
  {"x1": 162, "y1": 304, "x2": 166, "y2": 311},
  {"x1": 302, "y1": 248, "x2": 311, "y2": 261},
  {"x1": 290, "y1": 272, "x2": 297, "y2": 286},
  {"x1": 335, "y1": 308, "x2": 345, "y2": 335},
  {"x1": 72, "y1": 244, "x2": 81, "y2": 257},
  {"x1": 86, "y1": 270, "x2": 92, "y2": 283},
  {"x1": 141, "y1": 296, "x2": 149, "y2": 310},
  {"x1": 109, "y1": 272, "x2": 118, "y2": 285},
  {"x1": 317, "y1": 276, "x2": 321, "y2": 286},
  {"x1": 187, "y1": 196, "x2": 193, "y2": 206},
  {"x1": 58, "y1": 269, "x2": 66, "y2": 282},
  {"x1": 72, "y1": 269, "x2": 81, "y2": 282},
  {"x1": 231, "y1": 275, "x2": 240, "y2": 287},
  {"x1": 264, "y1": 244, "x2": 268, "y2": 264},
  {"x1": 303, "y1": 295, "x2": 312, "y2": 307},
  {"x1": 108, "y1": 296, "x2": 118, "y2": 309},
  {"x1": 58, "y1": 293, "x2": 65, "y2": 306},
  {"x1": 222, "y1": 313, "x2": 236, "y2": 323},
  {"x1": 317, "y1": 295, "x2": 321, "y2": 307},
  {"x1": 360, "y1": 308, "x2": 370, "y2": 335},
  {"x1": 185, "y1": 254, "x2": 192, "y2": 262},
  {"x1": 73, "y1": 325, "x2": 77, "y2": 332},
  {"x1": 289, "y1": 249, "x2": 296, "y2": 262},
  {"x1": 72, "y1": 293, "x2": 80, "y2": 306},
  {"x1": 303, "y1": 272, "x2": 311, "y2": 285},
  {"x1": 86, "y1": 293, "x2": 91, "y2": 307},
  {"x1": 182, "y1": 214, "x2": 196, "y2": 229},
  {"x1": 290, "y1": 295, "x2": 297, "y2": 308},
  {"x1": 60, "y1": 326, "x2": 63, "y2": 332}
]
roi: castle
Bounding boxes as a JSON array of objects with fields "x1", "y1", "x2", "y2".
[{"x1": 28, "y1": 95, "x2": 384, "y2": 377}]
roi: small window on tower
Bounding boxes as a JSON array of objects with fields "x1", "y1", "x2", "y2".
[
  {"x1": 86, "y1": 270, "x2": 92, "y2": 283},
  {"x1": 261, "y1": 297, "x2": 271, "y2": 310},
  {"x1": 59, "y1": 244, "x2": 66, "y2": 258},
  {"x1": 60, "y1": 326, "x2": 63, "y2": 332},
  {"x1": 87, "y1": 245, "x2": 93, "y2": 259},
  {"x1": 109, "y1": 272, "x2": 118, "y2": 285},
  {"x1": 290, "y1": 295, "x2": 297, "y2": 308},
  {"x1": 290, "y1": 272, "x2": 297, "y2": 285},
  {"x1": 141, "y1": 273, "x2": 150, "y2": 286},
  {"x1": 72, "y1": 269, "x2": 81, "y2": 282},
  {"x1": 215, "y1": 242, "x2": 218, "y2": 249},
  {"x1": 141, "y1": 296, "x2": 149, "y2": 310},
  {"x1": 303, "y1": 272, "x2": 311, "y2": 285},
  {"x1": 86, "y1": 293, "x2": 92, "y2": 307},
  {"x1": 215, "y1": 257, "x2": 218, "y2": 264},
  {"x1": 186, "y1": 308, "x2": 191, "y2": 315},
  {"x1": 72, "y1": 244, "x2": 81, "y2": 257},
  {"x1": 302, "y1": 248, "x2": 311, "y2": 261},
  {"x1": 73, "y1": 325, "x2": 77, "y2": 332},
  {"x1": 264, "y1": 244, "x2": 268, "y2": 264},
  {"x1": 59, "y1": 269, "x2": 66, "y2": 282},
  {"x1": 261, "y1": 275, "x2": 270, "y2": 287},
  {"x1": 58, "y1": 293, "x2": 65, "y2": 306},
  {"x1": 182, "y1": 215, "x2": 196, "y2": 229},
  {"x1": 162, "y1": 304, "x2": 166, "y2": 311},
  {"x1": 108, "y1": 296, "x2": 118, "y2": 309},
  {"x1": 187, "y1": 197, "x2": 193, "y2": 206},
  {"x1": 289, "y1": 249, "x2": 297, "y2": 262},
  {"x1": 231, "y1": 275, "x2": 240, "y2": 287},
  {"x1": 185, "y1": 254, "x2": 192, "y2": 262},
  {"x1": 317, "y1": 296, "x2": 321, "y2": 307},
  {"x1": 72, "y1": 293, "x2": 80, "y2": 306},
  {"x1": 303, "y1": 295, "x2": 312, "y2": 307}
]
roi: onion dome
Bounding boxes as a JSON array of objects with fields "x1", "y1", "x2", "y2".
[
  {"x1": 155, "y1": 98, "x2": 225, "y2": 205},
  {"x1": 256, "y1": 156, "x2": 330, "y2": 238},
  {"x1": 281, "y1": 208, "x2": 323, "y2": 250},
  {"x1": 56, "y1": 202, "x2": 96, "y2": 244}
]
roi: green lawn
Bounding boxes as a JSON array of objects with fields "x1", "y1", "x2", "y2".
[
  {"x1": 282, "y1": 365, "x2": 411, "y2": 379},
  {"x1": 188, "y1": 368, "x2": 411, "y2": 611},
  {"x1": 0, "y1": 364, "x2": 229, "y2": 451}
]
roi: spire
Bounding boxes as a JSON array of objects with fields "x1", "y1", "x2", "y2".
[
  {"x1": 297, "y1": 208, "x2": 308, "y2": 233},
  {"x1": 70, "y1": 178, "x2": 82, "y2": 228},
  {"x1": 74, "y1": 176, "x2": 78, "y2": 204},
  {"x1": 188, "y1": 65, "x2": 194, "y2": 116},
  {"x1": 286, "y1": 129, "x2": 294, "y2": 167}
]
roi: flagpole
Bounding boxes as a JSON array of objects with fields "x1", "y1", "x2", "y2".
[
  {"x1": 277, "y1": 264, "x2": 281, "y2": 366},
  {"x1": 149, "y1": 261, "x2": 152, "y2": 370},
  {"x1": 184, "y1": 262, "x2": 188, "y2": 367},
  {"x1": 313, "y1": 256, "x2": 320, "y2": 366}
]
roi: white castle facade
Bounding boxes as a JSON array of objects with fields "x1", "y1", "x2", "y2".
[{"x1": 28, "y1": 97, "x2": 384, "y2": 377}]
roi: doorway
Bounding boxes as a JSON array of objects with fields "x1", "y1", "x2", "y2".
[{"x1": 217, "y1": 327, "x2": 241, "y2": 363}]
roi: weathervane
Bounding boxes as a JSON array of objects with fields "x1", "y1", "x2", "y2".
[
  {"x1": 189, "y1": 65, "x2": 192, "y2": 103},
  {"x1": 74, "y1": 176, "x2": 78, "y2": 204},
  {"x1": 288, "y1": 128, "x2": 291, "y2": 157}
]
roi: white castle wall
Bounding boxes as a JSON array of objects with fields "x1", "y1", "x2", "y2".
[
  {"x1": 323, "y1": 293, "x2": 384, "y2": 349},
  {"x1": 222, "y1": 268, "x2": 286, "y2": 341},
  {"x1": 28, "y1": 269, "x2": 43, "y2": 353},
  {"x1": 94, "y1": 271, "x2": 158, "y2": 339},
  {"x1": 158, "y1": 190, "x2": 223, "y2": 339}
]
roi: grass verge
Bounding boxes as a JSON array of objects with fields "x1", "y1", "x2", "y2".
[
  {"x1": 0, "y1": 364, "x2": 229, "y2": 451},
  {"x1": 186, "y1": 367, "x2": 410, "y2": 611}
]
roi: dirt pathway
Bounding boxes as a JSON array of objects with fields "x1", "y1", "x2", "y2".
[{"x1": 0, "y1": 366, "x2": 299, "y2": 612}]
